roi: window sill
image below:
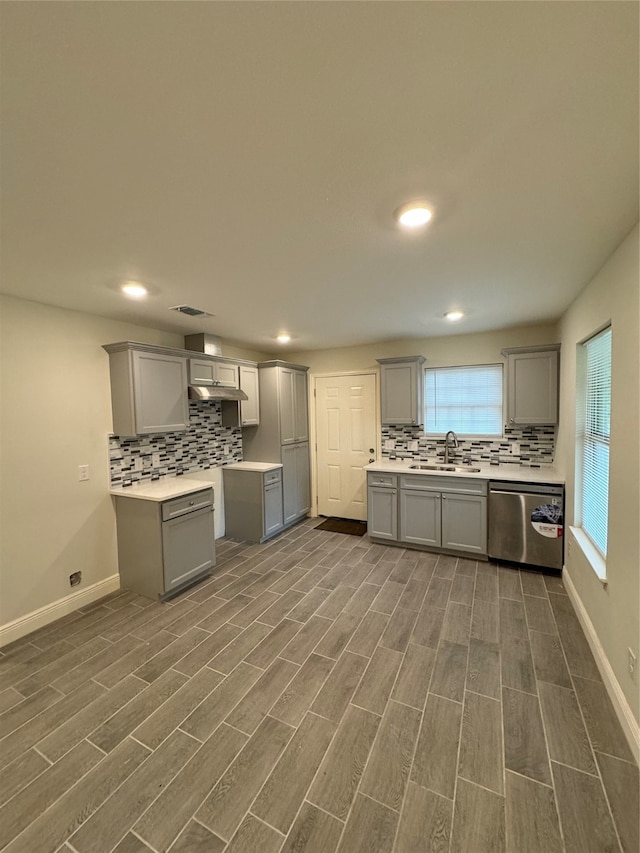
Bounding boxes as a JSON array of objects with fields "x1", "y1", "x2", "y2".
[{"x1": 569, "y1": 526, "x2": 607, "y2": 587}]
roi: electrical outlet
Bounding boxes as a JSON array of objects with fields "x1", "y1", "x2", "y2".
[
  {"x1": 224, "y1": 444, "x2": 231, "y2": 455},
  {"x1": 628, "y1": 648, "x2": 637, "y2": 682},
  {"x1": 408, "y1": 440, "x2": 418, "y2": 452},
  {"x1": 384, "y1": 439, "x2": 395, "y2": 450},
  {"x1": 134, "y1": 457, "x2": 143, "y2": 472},
  {"x1": 78, "y1": 464, "x2": 90, "y2": 481},
  {"x1": 152, "y1": 452, "x2": 161, "y2": 467}
]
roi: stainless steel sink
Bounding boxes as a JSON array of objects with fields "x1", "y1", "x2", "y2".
[{"x1": 409, "y1": 464, "x2": 482, "y2": 473}]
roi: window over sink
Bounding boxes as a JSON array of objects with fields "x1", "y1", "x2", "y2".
[{"x1": 424, "y1": 364, "x2": 503, "y2": 437}]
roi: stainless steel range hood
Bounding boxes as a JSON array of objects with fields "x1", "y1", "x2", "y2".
[{"x1": 188, "y1": 385, "x2": 248, "y2": 402}]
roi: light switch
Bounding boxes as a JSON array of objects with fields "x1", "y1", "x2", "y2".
[{"x1": 78, "y1": 464, "x2": 90, "y2": 481}]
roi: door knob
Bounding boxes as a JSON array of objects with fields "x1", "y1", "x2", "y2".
[{"x1": 369, "y1": 458, "x2": 375, "y2": 463}]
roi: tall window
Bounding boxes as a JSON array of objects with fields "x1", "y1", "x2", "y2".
[
  {"x1": 424, "y1": 364, "x2": 503, "y2": 436},
  {"x1": 577, "y1": 326, "x2": 612, "y2": 557}
]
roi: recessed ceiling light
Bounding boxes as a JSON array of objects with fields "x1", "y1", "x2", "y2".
[
  {"x1": 444, "y1": 310, "x2": 464, "y2": 321},
  {"x1": 276, "y1": 333, "x2": 291, "y2": 344},
  {"x1": 396, "y1": 202, "x2": 433, "y2": 229},
  {"x1": 121, "y1": 281, "x2": 148, "y2": 299}
]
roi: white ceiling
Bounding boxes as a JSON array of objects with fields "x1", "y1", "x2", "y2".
[{"x1": 1, "y1": 2, "x2": 638, "y2": 351}]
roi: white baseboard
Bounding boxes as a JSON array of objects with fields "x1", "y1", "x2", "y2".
[
  {"x1": 563, "y1": 569, "x2": 640, "y2": 763},
  {"x1": 0, "y1": 575, "x2": 121, "y2": 649}
]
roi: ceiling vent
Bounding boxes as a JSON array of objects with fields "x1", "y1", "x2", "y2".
[{"x1": 169, "y1": 305, "x2": 214, "y2": 318}]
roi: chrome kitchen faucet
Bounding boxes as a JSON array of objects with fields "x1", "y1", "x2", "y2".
[{"x1": 444, "y1": 430, "x2": 459, "y2": 464}]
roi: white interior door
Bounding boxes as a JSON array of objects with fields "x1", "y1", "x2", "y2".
[{"x1": 315, "y1": 373, "x2": 377, "y2": 520}]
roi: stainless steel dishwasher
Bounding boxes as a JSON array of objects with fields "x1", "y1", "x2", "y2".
[{"x1": 488, "y1": 481, "x2": 564, "y2": 570}]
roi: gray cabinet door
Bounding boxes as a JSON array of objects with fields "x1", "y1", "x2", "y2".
[
  {"x1": 264, "y1": 480, "x2": 284, "y2": 538},
  {"x1": 441, "y1": 493, "x2": 487, "y2": 555},
  {"x1": 367, "y1": 485, "x2": 398, "y2": 540},
  {"x1": 296, "y1": 442, "x2": 311, "y2": 516},
  {"x1": 294, "y1": 369, "x2": 309, "y2": 441},
  {"x1": 214, "y1": 361, "x2": 239, "y2": 388},
  {"x1": 279, "y1": 368, "x2": 297, "y2": 445},
  {"x1": 239, "y1": 365, "x2": 260, "y2": 426},
  {"x1": 282, "y1": 442, "x2": 310, "y2": 524},
  {"x1": 399, "y1": 488, "x2": 441, "y2": 547},
  {"x1": 282, "y1": 443, "x2": 299, "y2": 524},
  {"x1": 162, "y1": 506, "x2": 215, "y2": 592},
  {"x1": 132, "y1": 351, "x2": 189, "y2": 434},
  {"x1": 379, "y1": 358, "x2": 424, "y2": 426},
  {"x1": 506, "y1": 349, "x2": 558, "y2": 425}
]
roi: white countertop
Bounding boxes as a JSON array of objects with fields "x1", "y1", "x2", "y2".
[
  {"x1": 110, "y1": 478, "x2": 214, "y2": 502},
  {"x1": 365, "y1": 459, "x2": 564, "y2": 484},
  {"x1": 223, "y1": 461, "x2": 283, "y2": 473}
]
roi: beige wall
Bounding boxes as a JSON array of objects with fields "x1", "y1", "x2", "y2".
[
  {"x1": 286, "y1": 322, "x2": 559, "y2": 375},
  {"x1": 0, "y1": 295, "x2": 269, "y2": 629},
  {"x1": 556, "y1": 225, "x2": 640, "y2": 722}
]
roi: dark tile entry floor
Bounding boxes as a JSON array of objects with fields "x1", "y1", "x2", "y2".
[{"x1": 0, "y1": 520, "x2": 637, "y2": 853}]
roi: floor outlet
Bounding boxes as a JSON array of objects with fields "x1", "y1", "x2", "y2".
[
  {"x1": 78, "y1": 464, "x2": 90, "y2": 481},
  {"x1": 628, "y1": 648, "x2": 636, "y2": 681}
]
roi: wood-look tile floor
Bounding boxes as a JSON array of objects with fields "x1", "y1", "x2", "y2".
[{"x1": 1, "y1": 520, "x2": 638, "y2": 853}]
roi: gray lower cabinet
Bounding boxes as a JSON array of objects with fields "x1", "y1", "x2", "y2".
[
  {"x1": 399, "y1": 488, "x2": 440, "y2": 547},
  {"x1": 366, "y1": 473, "x2": 398, "y2": 540},
  {"x1": 441, "y1": 492, "x2": 487, "y2": 554},
  {"x1": 367, "y1": 472, "x2": 488, "y2": 556},
  {"x1": 368, "y1": 484, "x2": 398, "y2": 540},
  {"x1": 223, "y1": 466, "x2": 284, "y2": 543},
  {"x1": 114, "y1": 489, "x2": 215, "y2": 600}
]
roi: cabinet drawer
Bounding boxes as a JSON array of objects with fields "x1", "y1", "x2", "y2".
[
  {"x1": 161, "y1": 489, "x2": 213, "y2": 521},
  {"x1": 264, "y1": 469, "x2": 282, "y2": 486},
  {"x1": 367, "y1": 473, "x2": 398, "y2": 488},
  {"x1": 399, "y1": 475, "x2": 487, "y2": 496}
]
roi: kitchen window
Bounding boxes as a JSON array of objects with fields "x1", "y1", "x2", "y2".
[
  {"x1": 576, "y1": 325, "x2": 611, "y2": 565},
  {"x1": 424, "y1": 364, "x2": 503, "y2": 436}
]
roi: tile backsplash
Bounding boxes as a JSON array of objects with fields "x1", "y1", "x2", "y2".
[
  {"x1": 381, "y1": 424, "x2": 556, "y2": 467},
  {"x1": 109, "y1": 401, "x2": 242, "y2": 485}
]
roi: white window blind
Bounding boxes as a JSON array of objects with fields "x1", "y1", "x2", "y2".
[
  {"x1": 578, "y1": 327, "x2": 611, "y2": 557},
  {"x1": 425, "y1": 364, "x2": 503, "y2": 435}
]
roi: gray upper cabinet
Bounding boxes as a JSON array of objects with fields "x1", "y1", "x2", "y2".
[
  {"x1": 502, "y1": 345, "x2": 560, "y2": 425},
  {"x1": 188, "y1": 358, "x2": 239, "y2": 388},
  {"x1": 239, "y1": 364, "x2": 260, "y2": 426},
  {"x1": 377, "y1": 356, "x2": 425, "y2": 425},
  {"x1": 104, "y1": 343, "x2": 189, "y2": 436}
]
